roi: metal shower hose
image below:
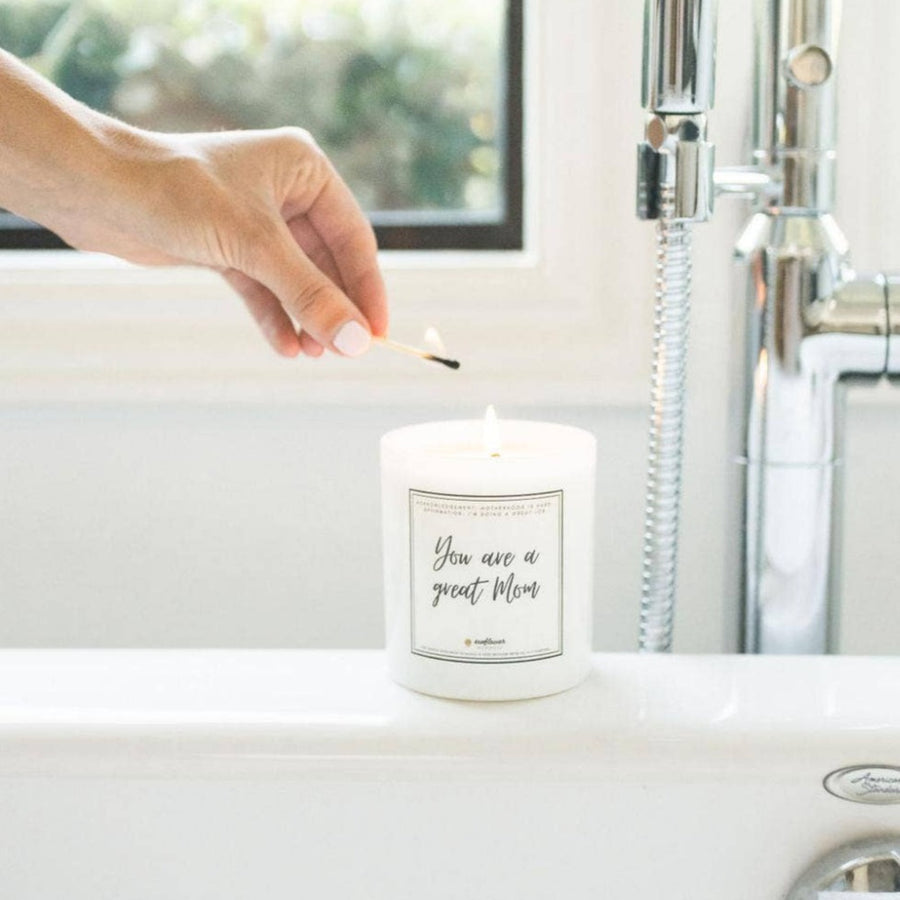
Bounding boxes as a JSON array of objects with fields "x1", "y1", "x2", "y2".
[{"x1": 639, "y1": 187, "x2": 691, "y2": 653}]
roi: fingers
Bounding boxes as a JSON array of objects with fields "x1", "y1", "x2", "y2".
[
  {"x1": 299, "y1": 330, "x2": 325, "y2": 357},
  {"x1": 242, "y1": 219, "x2": 374, "y2": 357},
  {"x1": 281, "y1": 220, "x2": 337, "y2": 359},
  {"x1": 212, "y1": 128, "x2": 387, "y2": 358},
  {"x1": 286, "y1": 216, "x2": 345, "y2": 293},
  {"x1": 223, "y1": 270, "x2": 327, "y2": 359},
  {"x1": 225, "y1": 217, "x2": 353, "y2": 360},
  {"x1": 223, "y1": 270, "x2": 302, "y2": 357},
  {"x1": 294, "y1": 166, "x2": 389, "y2": 338}
]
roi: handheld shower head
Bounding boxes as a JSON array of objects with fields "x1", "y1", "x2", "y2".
[{"x1": 638, "y1": 0, "x2": 718, "y2": 222}]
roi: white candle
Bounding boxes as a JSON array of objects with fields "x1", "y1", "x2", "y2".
[{"x1": 381, "y1": 411, "x2": 596, "y2": 701}]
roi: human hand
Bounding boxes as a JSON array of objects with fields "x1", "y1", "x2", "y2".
[
  {"x1": 65, "y1": 125, "x2": 388, "y2": 358},
  {"x1": 0, "y1": 51, "x2": 386, "y2": 357}
]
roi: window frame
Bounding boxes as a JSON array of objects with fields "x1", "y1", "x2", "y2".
[{"x1": 373, "y1": 0, "x2": 523, "y2": 251}]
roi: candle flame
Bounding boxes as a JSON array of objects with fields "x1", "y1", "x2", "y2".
[
  {"x1": 484, "y1": 405, "x2": 502, "y2": 457},
  {"x1": 423, "y1": 327, "x2": 448, "y2": 358}
]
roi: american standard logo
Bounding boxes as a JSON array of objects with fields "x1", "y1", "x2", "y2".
[{"x1": 824, "y1": 766, "x2": 900, "y2": 804}]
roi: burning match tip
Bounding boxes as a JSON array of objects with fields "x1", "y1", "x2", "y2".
[
  {"x1": 374, "y1": 335, "x2": 460, "y2": 370},
  {"x1": 432, "y1": 356, "x2": 461, "y2": 370}
]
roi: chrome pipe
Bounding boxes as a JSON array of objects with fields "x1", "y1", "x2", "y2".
[
  {"x1": 886, "y1": 276, "x2": 900, "y2": 379},
  {"x1": 727, "y1": 0, "x2": 900, "y2": 654},
  {"x1": 733, "y1": 213, "x2": 888, "y2": 653},
  {"x1": 752, "y1": 0, "x2": 840, "y2": 211},
  {"x1": 643, "y1": 0, "x2": 717, "y2": 114}
]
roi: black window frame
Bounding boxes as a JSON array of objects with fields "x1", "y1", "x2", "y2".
[{"x1": 0, "y1": 0, "x2": 523, "y2": 253}]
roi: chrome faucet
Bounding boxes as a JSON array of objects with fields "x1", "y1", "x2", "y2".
[{"x1": 638, "y1": 0, "x2": 900, "y2": 654}]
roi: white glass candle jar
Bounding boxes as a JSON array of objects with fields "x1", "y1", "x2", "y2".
[{"x1": 381, "y1": 414, "x2": 596, "y2": 701}]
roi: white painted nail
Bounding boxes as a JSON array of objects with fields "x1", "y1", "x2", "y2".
[{"x1": 333, "y1": 320, "x2": 371, "y2": 357}]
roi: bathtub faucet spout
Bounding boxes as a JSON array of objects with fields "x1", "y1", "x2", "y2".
[{"x1": 731, "y1": 0, "x2": 900, "y2": 653}]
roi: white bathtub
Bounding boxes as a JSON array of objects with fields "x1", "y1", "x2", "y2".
[{"x1": 1, "y1": 650, "x2": 898, "y2": 899}]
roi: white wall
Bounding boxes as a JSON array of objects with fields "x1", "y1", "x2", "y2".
[
  {"x1": 1, "y1": 396, "x2": 898, "y2": 654},
  {"x1": 2, "y1": 1, "x2": 900, "y2": 653}
]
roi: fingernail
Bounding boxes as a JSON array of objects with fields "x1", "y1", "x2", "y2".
[{"x1": 333, "y1": 320, "x2": 371, "y2": 357}]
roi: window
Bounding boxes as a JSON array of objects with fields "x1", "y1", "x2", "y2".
[
  {"x1": 2, "y1": 1, "x2": 616, "y2": 410},
  {"x1": 0, "y1": 0, "x2": 522, "y2": 250}
]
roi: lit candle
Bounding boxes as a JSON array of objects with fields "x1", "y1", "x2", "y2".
[{"x1": 381, "y1": 409, "x2": 596, "y2": 701}]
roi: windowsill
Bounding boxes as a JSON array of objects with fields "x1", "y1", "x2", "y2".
[
  {"x1": 0, "y1": 248, "x2": 541, "y2": 272},
  {"x1": 0, "y1": 246, "x2": 646, "y2": 407}
]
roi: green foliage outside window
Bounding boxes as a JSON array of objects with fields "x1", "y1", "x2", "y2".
[{"x1": 0, "y1": 0, "x2": 505, "y2": 215}]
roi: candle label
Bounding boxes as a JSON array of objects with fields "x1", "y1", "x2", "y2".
[{"x1": 409, "y1": 489, "x2": 563, "y2": 663}]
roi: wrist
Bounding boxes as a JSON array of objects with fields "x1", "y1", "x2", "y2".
[
  {"x1": 42, "y1": 116, "x2": 187, "y2": 255},
  {"x1": 0, "y1": 53, "x2": 114, "y2": 226}
]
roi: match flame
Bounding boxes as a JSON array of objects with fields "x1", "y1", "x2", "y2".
[
  {"x1": 423, "y1": 326, "x2": 447, "y2": 358},
  {"x1": 484, "y1": 405, "x2": 502, "y2": 457}
]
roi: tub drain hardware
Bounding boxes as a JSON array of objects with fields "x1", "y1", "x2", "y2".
[{"x1": 786, "y1": 835, "x2": 900, "y2": 898}]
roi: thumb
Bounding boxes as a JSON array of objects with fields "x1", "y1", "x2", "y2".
[{"x1": 244, "y1": 221, "x2": 373, "y2": 358}]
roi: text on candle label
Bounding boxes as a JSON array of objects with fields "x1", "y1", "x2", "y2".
[
  {"x1": 409, "y1": 490, "x2": 563, "y2": 664},
  {"x1": 430, "y1": 535, "x2": 543, "y2": 607}
]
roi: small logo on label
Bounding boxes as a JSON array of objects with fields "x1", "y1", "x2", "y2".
[{"x1": 824, "y1": 766, "x2": 900, "y2": 804}]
